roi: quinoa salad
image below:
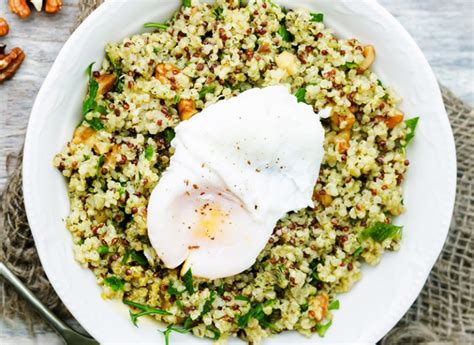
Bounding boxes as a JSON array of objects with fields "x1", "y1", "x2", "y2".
[{"x1": 53, "y1": 0, "x2": 419, "y2": 343}]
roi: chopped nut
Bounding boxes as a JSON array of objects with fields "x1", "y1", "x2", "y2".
[
  {"x1": 45, "y1": 0, "x2": 63, "y2": 14},
  {"x1": 334, "y1": 130, "x2": 351, "y2": 154},
  {"x1": 155, "y1": 63, "x2": 180, "y2": 86},
  {"x1": 94, "y1": 73, "x2": 116, "y2": 96},
  {"x1": 358, "y1": 45, "x2": 375, "y2": 74},
  {"x1": 275, "y1": 51, "x2": 298, "y2": 76},
  {"x1": 330, "y1": 110, "x2": 356, "y2": 130},
  {"x1": 8, "y1": 0, "x2": 31, "y2": 19},
  {"x1": 0, "y1": 18, "x2": 9, "y2": 37},
  {"x1": 178, "y1": 99, "x2": 198, "y2": 121},
  {"x1": 308, "y1": 294, "x2": 329, "y2": 321},
  {"x1": 0, "y1": 47, "x2": 25, "y2": 83}
]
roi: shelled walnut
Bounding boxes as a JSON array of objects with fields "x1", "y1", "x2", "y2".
[
  {"x1": 0, "y1": 46, "x2": 25, "y2": 83},
  {"x1": 0, "y1": 18, "x2": 9, "y2": 37},
  {"x1": 8, "y1": 0, "x2": 62, "y2": 18}
]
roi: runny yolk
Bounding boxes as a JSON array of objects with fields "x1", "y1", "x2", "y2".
[{"x1": 193, "y1": 202, "x2": 229, "y2": 241}]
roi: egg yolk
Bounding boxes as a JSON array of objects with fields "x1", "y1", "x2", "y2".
[{"x1": 192, "y1": 202, "x2": 230, "y2": 241}]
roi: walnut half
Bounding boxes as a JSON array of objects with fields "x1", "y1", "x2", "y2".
[
  {"x1": 0, "y1": 47, "x2": 25, "y2": 83},
  {"x1": 0, "y1": 18, "x2": 9, "y2": 37}
]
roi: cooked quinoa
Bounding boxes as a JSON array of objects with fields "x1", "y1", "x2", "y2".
[{"x1": 53, "y1": 0, "x2": 416, "y2": 343}]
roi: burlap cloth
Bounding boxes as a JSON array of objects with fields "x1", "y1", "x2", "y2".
[{"x1": 1, "y1": 1, "x2": 473, "y2": 343}]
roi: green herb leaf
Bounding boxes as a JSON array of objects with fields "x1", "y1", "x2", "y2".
[
  {"x1": 238, "y1": 300, "x2": 275, "y2": 328},
  {"x1": 124, "y1": 300, "x2": 171, "y2": 327},
  {"x1": 199, "y1": 84, "x2": 216, "y2": 99},
  {"x1": 328, "y1": 300, "x2": 340, "y2": 310},
  {"x1": 311, "y1": 13, "x2": 324, "y2": 22},
  {"x1": 85, "y1": 117, "x2": 104, "y2": 131},
  {"x1": 359, "y1": 222, "x2": 402, "y2": 243},
  {"x1": 96, "y1": 156, "x2": 105, "y2": 175},
  {"x1": 182, "y1": 268, "x2": 194, "y2": 294},
  {"x1": 344, "y1": 61, "x2": 359, "y2": 69},
  {"x1": 144, "y1": 145, "x2": 154, "y2": 160},
  {"x1": 404, "y1": 117, "x2": 419, "y2": 146},
  {"x1": 183, "y1": 317, "x2": 193, "y2": 329},
  {"x1": 207, "y1": 325, "x2": 221, "y2": 340},
  {"x1": 316, "y1": 320, "x2": 332, "y2": 337},
  {"x1": 216, "y1": 285, "x2": 225, "y2": 295},
  {"x1": 212, "y1": 7, "x2": 223, "y2": 20},
  {"x1": 235, "y1": 295, "x2": 250, "y2": 302},
  {"x1": 144, "y1": 23, "x2": 169, "y2": 30},
  {"x1": 277, "y1": 25, "x2": 293, "y2": 42},
  {"x1": 353, "y1": 246, "x2": 363, "y2": 257},
  {"x1": 104, "y1": 276, "x2": 124, "y2": 291},
  {"x1": 295, "y1": 87, "x2": 307, "y2": 103},
  {"x1": 300, "y1": 303, "x2": 309, "y2": 312},
  {"x1": 377, "y1": 79, "x2": 384, "y2": 88},
  {"x1": 267, "y1": 0, "x2": 278, "y2": 8},
  {"x1": 95, "y1": 105, "x2": 108, "y2": 115},
  {"x1": 83, "y1": 63, "x2": 99, "y2": 115},
  {"x1": 130, "y1": 250, "x2": 148, "y2": 266},
  {"x1": 160, "y1": 324, "x2": 190, "y2": 345},
  {"x1": 173, "y1": 94, "x2": 181, "y2": 104},
  {"x1": 201, "y1": 291, "x2": 216, "y2": 315},
  {"x1": 182, "y1": 0, "x2": 191, "y2": 8},
  {"x1": 83, "y1": 154, "x2": 90, "y2": 161},
  {"x1": 97, "y1": 245, "x2": 109, "y2": 255},
  {"x1": 121, "y1": 250, "x2": 130, "y2": 264},
  {"x1": 167, "y1": 283, "x2": 182, "y2": 297},
  {"x1": 163, "y1": 127, "x2": 176, "y2": 145}
]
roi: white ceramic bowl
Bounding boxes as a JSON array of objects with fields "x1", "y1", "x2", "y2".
[{"x1": 23, "y1": 0, "x2": 456, "y2": 344}]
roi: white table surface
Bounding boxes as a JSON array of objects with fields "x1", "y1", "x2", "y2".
[{"x1": 0, "y1": 1, "x2": 473, "y2": 344}]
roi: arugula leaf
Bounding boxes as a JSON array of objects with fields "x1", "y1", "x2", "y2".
[
  {"x1": 328, "y1": 300, "x2": 340, "y2": 310},
  {"x1": 359, "y1": 222, "x2": 402, "y2": 243},
  {"x1": 106, "y1": 52, "x2": 124, "y2": 92},
  {"x1": 163, "y1": 127, "x2": 176, "y2": 145},
  {"x1": 182, "y1": 268, "x2": 194, "y2": 294},
  {"x1": 167, "y1": 282, "x2": 182, "y2": 297},
  {"x1": 144, "y1": 23, "x2": 169, "y2": 30},
  {"x1": 123, "y1": 300, "x2": 171, "y2": 327},
  {"x1": 300, "y1": 303, "x2": 309, "y2": 312},
  {"x1": 295, "y1": 87, "x2": 307, "y2": 103},
  {"x1": 130, "y1": 250, "x2": 148, "y2": 266},
  {"x1": 316, "y1": 320, "x2": 332, "y2": 337},
  {"x1": 377, "y1": 79, "x2": 384, "y2": 88},
  {"x1": 344, "y1": 61, "x2": 359, "y2": 69},
  {"x1": 85, "y1": 117, "x2": 104, "y2": 131},
  {"x1": 104, "y1": 276, "x2": 124, "y2": 291},
  {"x1": 353, "y1": 246, "x2": 363, "y2": 257},
  {"x1": 160, "y1": 324, "x2": 190, "y2": 345},
  {"x1": 201, "y1": 291, "x2": 216, "y2": 315},
  {"x1": 404, "y1": 117, "x2": 419, "y2": 146},
  {"x1": 311, "y1": 13, "x2": 324, "y2": 22},
  {"x1": 97, "y1": 245, "x2": 109, "y2": 255},
  {"x1": 216, "y1": 285, "x2": 225, "y2": 295},
  {"x1": 207, "y1": 325, "x2": 221, "y2": 340},
  {"x1": 278, "y1": 25, "x2": 293, "y2": 42},
  {"x1": 235, "y1": 295, "x2": 250, "y2": 302},
  {"x1": 83, "y1": 63, "x2": 99, "y2": 115},
  {"x1": 182, "y1": 0, "x2": 191, "y2": 8},
  {"x1": 238, "y1": 300, "x2": 275, "y2": 328},
  {"x1": 183, "y1": 317, "x2": 193, "y2": 330},
  {"x1": 144, "y1": 145, "x2": 154, "y2": 160},
  {"x1": 213, "y1": 7, "x2": 223, "y2": 20},
  {"x1": 199, "y1": 84, "x2": 216, "y2": 99}
]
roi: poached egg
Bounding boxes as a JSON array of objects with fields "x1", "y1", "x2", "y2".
[{"x1": 147, "y1": 86, "x2": 325, "y2": 279}]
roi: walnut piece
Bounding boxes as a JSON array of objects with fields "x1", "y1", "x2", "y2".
[
  {"x1": 45, "y1": 0, "x2": 62, "y2": 14},
  {"x1": 177, "y1": 99, "x2": 198, "y2": 121},
  {"x1": 8, "y1": 0, "x2": 31, "y2": 19},
  {"x1": 0, "y1": 47, "x2": 25, "y2": 83},
  {"x1": 155, "y1": 63, "x2": 180, "y2": 86},
  {"x1": 0, "y1": 18, "x2": 9, "y2": 37}
]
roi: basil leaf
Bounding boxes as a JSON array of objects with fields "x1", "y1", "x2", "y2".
[
  {"x1": 104, "y1": 276, "x2": 124, "y2": 291},
  {"x1": 359, "y1": 222, "x2": 402, "y2": 243},
  {"x1": 130, "y1": 250, "x2": 148, "y2": 266},
  {"x1": 207, "y1": 325, "x2": 221, "y2": 340},
  {"x1": 311, "y1": 13, "x2": 324, "y2": 22},
  {"x1": 316, "y1": 320, "x2": 332, "y2": 337},
  {"x1": 123, "y1": 300, "x2": 171, "y2": 326},
  {"x1": 404, "y1": 117, "x2": 419, "y2": 146},
  {"x1": 182, "y1": 0, "x2": 191, "y2": 8},
  {"x1": 199, "y1": 84, "x2": 216, "y2": 99},
  {"x1": 295, "y1": 87, "x2": 307, "y2": 103},
  {"x1": 328, "y1": 300, "x2": 340, "y2": 310},
  {"x1": 85, "y1": 117, "x2": 104, "y2": 131},
  {"x1": 182, "y1": 268, "x2": 194, "y2": 294},
  {"x1": 144, "y1": 145, "x2": 154, "y2": 160},
  {"x1": 278, "y1": 25, "x2": 293, "y2": 42},
  {"x1": 97, "y1": 245, "x2": 109, "y2": 255},
  {"x1": 144, "y1": 23, "x2": 169, "y2": 30},
  {"x1": 163, "y1": 127, "x2": 176, "y2": 145}
]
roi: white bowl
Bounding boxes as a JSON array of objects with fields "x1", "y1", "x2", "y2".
[{"x1": 23, "y1": 0, "x2": 456, "y2": 343}]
